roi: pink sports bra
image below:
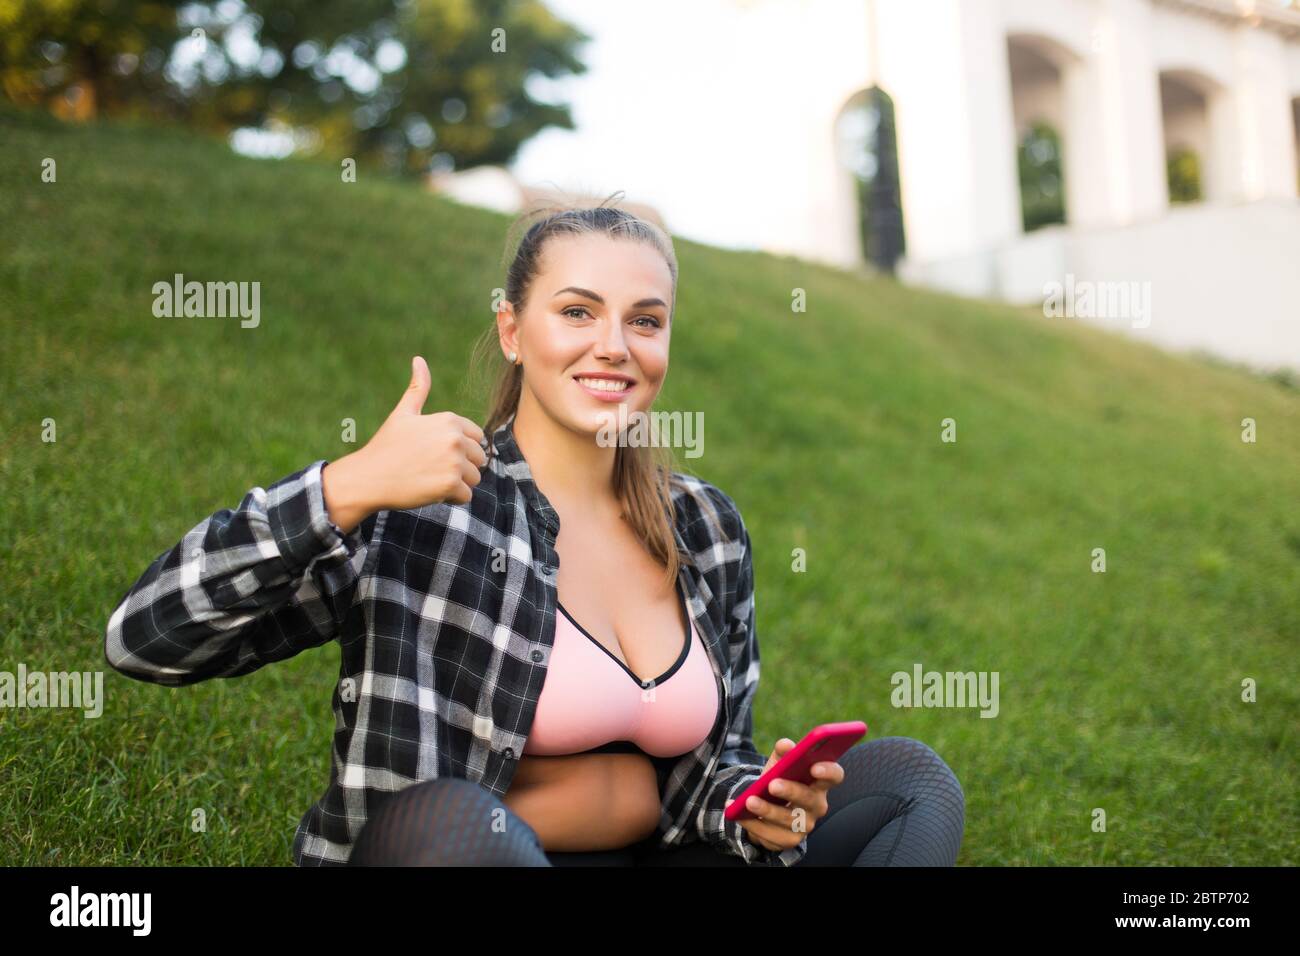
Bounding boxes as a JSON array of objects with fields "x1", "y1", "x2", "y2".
[{"x1": 523, "y1": 583, "x2": 720, "y2": 761}]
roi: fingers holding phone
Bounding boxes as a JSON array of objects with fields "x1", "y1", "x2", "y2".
[{"x1": 723, "y1": 721, "x2": 865, "y2": 854}]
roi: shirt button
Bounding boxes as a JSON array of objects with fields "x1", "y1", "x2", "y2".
[
  {"x1": 542, "y1": 564, "x2": 557, "y2": 576},
  {"x1": 530, "y1": 649, "x2": 543, "y2": 663},
  {"x1": 503, "y1": 747, "x2": 515, "y2": 760}
]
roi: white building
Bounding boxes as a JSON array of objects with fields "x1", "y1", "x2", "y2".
[
  {"x1": 439, "y1": 0, "x2": 1300, "y2": 373},
  {"x1": 828, "y1": 0, "x2": 1300, "y2": 373}
]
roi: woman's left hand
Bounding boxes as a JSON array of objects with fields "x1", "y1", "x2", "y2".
[{"x1": 724, "y1": 737, "x2": 845, "y2": 852}]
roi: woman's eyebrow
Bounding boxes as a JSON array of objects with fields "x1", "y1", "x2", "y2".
[{"x1": 552, "y1": 286, "x2": 667, "y2": 310}]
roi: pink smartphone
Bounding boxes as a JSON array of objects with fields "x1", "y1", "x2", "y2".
[{"x1": 723, "y1": 721, "x2": 868, "y2": 822}]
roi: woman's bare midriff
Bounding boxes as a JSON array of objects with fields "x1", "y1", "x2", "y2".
[
  {"x1": 503, "y1": 751, "x2": 663, "y2": 851},
  {"x1": 501, "y1": 494, "x2": 688, "y2": 853}
]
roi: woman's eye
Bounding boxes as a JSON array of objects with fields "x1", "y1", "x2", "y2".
[{"x1": 563, "y1": 306, "x2": 660, "y2": 329}]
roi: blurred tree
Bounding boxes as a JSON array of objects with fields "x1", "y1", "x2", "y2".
[
  {"x1": 1, "y1": 0, "x2": 590, "y2": 177},
  {"x1": 355, "y1": 0, "x2": 592, "y2": 175},
  {"x1": 1166, "y1": 147, "x2": 1202, "y2": 203},
  {"x1": 0, "y1": 0, "x2": 186, "y2": 120},
  {"x1": 180, "y1": 0, "x2": 397, "y2": 131},
  {"x1": 1018, "y1": 120, "x2": 1066, "y2": 231}
]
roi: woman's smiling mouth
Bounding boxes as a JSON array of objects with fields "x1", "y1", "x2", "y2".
[{"x1": 574, "y1": 373, "x2": 635, "y2": 400}]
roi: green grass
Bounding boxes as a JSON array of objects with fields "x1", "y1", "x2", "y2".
[{"x1": 1, "y1": 104, "x2": 1297, "y2": 866}]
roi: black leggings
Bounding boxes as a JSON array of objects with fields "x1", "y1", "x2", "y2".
[{"x1": 347, "y1": 736, "x2": 965, "y2": 866}]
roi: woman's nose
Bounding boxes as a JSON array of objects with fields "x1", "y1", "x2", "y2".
[{"x1": 592, "y1": 321, "x2": 629, "y2": 360}]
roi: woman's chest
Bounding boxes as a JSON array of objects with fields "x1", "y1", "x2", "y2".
[{"x1": 550, "y1": 512, "x2": 687, "y2": 683}]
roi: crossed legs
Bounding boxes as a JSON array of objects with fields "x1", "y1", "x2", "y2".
[{"x1": 347, "y1": 736, "x2": 964, "y2": 867}]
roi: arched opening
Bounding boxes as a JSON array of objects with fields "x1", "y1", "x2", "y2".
[
  {"x1": 1159, "y1": 70, "x2": 1227, "y2": 204},
  {"x1": 834, "y1": 86, "x2": 906, "y2": 273},
  {"x1": 1007, "y1": 36, "x2": 1070, "y2": 231}
]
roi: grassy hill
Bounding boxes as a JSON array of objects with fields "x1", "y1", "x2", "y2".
[{"x1": 1, "y1": 105, "x2": 1297, "y2": 865}]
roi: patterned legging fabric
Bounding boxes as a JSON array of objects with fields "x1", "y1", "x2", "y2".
[{"x1": 347, "y1": 736, "x2": 965, "y2": 866}]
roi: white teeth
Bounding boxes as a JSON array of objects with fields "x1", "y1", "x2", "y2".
[{"x1": 577, "y1": 377, "x2": 631, "y2": 392}]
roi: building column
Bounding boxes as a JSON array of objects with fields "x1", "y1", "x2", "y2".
[
  {"x1": 1064, "y1": 0, "x2": 1168, "y2": 226},
  {"x1": 874, "y1": 0, "x2": 1021, "y2": 295},
  {"x1": 1229, "y1": 24, "x2": 1298, "y2": 201}
]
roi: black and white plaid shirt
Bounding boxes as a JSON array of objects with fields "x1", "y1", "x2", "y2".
[{"x1": 105, "y1": 411, "x2": 807, "y2": 866}]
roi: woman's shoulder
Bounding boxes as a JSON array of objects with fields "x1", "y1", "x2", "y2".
[{"x1": 668, "y1": 469, "x2": 747, "y2": 550}]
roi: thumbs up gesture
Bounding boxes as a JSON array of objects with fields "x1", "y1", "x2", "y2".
[{"x1": 322, "y1": 356, "x2": 488, "y2": 533}]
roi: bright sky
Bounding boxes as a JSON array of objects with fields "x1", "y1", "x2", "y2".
[{"x1": 509, "y1": 0, "x2": 870, "y2": 254}]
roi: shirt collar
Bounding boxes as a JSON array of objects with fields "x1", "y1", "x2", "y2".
[{"x1": 489, "y1": 412, "x2": 560, "y2": 539}]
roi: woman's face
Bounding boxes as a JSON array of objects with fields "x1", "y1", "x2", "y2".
[{"x1": 502, "y1": 233, "x2": 675, "y2": 439}]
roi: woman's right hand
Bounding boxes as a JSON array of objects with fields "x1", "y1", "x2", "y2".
[{"x1": 322, "y1": 356, "x2": 487, "y2": 533}]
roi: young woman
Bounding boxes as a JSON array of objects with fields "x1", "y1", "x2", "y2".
[{"x1": 105, "y1": 204, "x2": 965, "y2": 867}]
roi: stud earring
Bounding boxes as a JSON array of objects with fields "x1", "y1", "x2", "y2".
[{"x1": 507, "y1": 351, "x2": 518, "y2": 364}]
